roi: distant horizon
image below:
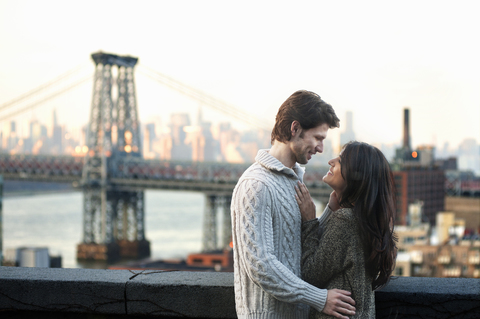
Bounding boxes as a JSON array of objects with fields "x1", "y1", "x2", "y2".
[{"x1": 2, "y1": 98, "x2": 477, "y2": 153}]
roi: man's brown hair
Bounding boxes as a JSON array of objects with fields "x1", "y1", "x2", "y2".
[{"x1": 271, "y1": 90, "x2": 340, "y2": 144}]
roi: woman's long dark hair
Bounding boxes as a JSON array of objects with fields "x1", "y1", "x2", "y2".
[{"x1": 338, "y1": 141, "x2": 398, "y2": 290}]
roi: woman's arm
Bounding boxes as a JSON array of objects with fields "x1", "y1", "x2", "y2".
[{"x1": 301, "y1": 211, "x2": 355, "y2": 288}]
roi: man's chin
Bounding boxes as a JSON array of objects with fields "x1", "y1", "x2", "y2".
[
  {"x1": 298, "y1": 159, "x2": 309, "y2": 165},
  {"x1": 294, "y1": 153, "x2": 310, "y2": 165}
]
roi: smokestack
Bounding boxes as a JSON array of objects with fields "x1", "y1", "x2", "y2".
[{"x1": 403, "y1": 108, "x2": 410, "y2": 150}]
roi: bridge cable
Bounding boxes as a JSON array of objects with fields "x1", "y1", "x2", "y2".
[
  {"x1": 0, "y1": 61, "x2": 90, "y2": 113},
  {"x1": 137, "y1": 64, "x2": 271, "y2": 131},
  {"x1": 0, "y1": 75, "x2": 92, "y2": 122}
]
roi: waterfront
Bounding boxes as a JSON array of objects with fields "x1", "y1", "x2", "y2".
[{"x1": 2, "y1": 190, "x2": 208, "y2": 268}]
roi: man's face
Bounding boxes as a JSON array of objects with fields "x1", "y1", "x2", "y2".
[{"x1": 290, "y1": 123, "x2": 329, "y2": 165}]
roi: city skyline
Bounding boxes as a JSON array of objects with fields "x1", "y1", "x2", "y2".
[
  {"x1": 1, "y1": 1, "x2": 479, "y2": 152},
  {"x1": 2, "y1": 106, "x2": 479, "y2": 173}
]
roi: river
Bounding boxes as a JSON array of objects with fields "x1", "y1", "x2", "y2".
[{"x1": 2, "y1": 190, "x2": 212, "y2": 268}]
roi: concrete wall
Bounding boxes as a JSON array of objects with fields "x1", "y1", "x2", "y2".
[{"x1": 0, "y1": 267, "x2": 479, "y2": 318}]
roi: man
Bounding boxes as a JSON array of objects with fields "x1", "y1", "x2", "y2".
[{"x1": 231, "y1": 90, "x2": 356, "y2": 319}]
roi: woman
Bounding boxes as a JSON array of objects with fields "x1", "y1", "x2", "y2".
[{"x1": 295, "y1": 141, "x2": 398, "y2": 319}]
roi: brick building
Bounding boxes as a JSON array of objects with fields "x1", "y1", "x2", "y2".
[{"x1": 393, "y1": 168, "x2": 445, "y2": 226}]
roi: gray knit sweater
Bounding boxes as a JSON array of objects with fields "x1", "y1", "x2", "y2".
[
  {"x1": 302, "y1": 208, "x2": 375, "y2": 319},
  {"x1": 231, "y1": 149, "x2": 328, "y2": 319}
]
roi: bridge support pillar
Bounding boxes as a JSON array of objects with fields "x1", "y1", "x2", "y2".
[
  {"x1": 202, "y1": 195, "x2": 217, "y2": 252},
  {"x1": 77, "y1": 187, "x2": 150, "y2": 262},
  {"x1": 202, "y1": 195, "x2": 232, "y2": 252},
  {"x1": 222, "y1": 196, "x2": 232, "y2": 249}
]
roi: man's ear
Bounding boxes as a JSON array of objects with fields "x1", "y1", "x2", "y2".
[{"x1": 290, "y1": 121, "x2": 301, "y2": 137}]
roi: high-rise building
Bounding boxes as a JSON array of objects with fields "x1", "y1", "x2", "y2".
[
  {"x1": 158, "y1": 134, "x2": 173, "y2": 161},
  {"x1": 29, "y1": 120, "x2": 48, "y2": 154},
  {"x1": 457, "y1": 138, "x2": 480, "y2": 175},
  {"x1": 51, "y1": 109, "x2": 63, "y2": 154},
  {"x1": 7, "y1": 121, "x2": 18, "y2": 151},
  {"x1": 143, "y1": 123, "x2": 156, "y2": 159},
  {"x1": 217, "y1": 122, "x2": 244, "y2": 163},
  {"x1": 340, "y1": 111, "x2": 356, "y2": 147},
  {"x1": 180, "y1": 107, "x2": 219, "y2": 162},
  {"x1": 201, "y1": 122, "x2": 218, "y2": 162},
  {"x1": 393, "y1": 169, "x2": 445, "y2": 226},
  {"x1": 184, "y1": 125, "x2": 204, "y2": 162},
  {"x1": 169, "y1": 113, "x2": 192, "y2": 161},
  {"x1": 393, "y1": 108, "x2": 445, "y2": 226},
  {"x1": 10, "y1": 121, "x2": 16, "y2": 134}
]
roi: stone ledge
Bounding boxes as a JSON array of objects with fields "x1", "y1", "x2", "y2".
[
  {"x1": 0, "y1": 267, "x2": 235, "y2": 318},
  {"x1": 375, "y1": 276, "x2": 480, "y2": 318},
  {"x1": 0, "y1": 267, "x2": 479, "y2": 318}
]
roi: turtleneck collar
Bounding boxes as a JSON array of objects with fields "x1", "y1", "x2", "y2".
[{"x1": 255, "y1": 149, "x2": 305, "y2": 181}]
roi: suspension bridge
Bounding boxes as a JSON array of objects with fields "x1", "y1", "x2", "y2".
[{"x1": 0, "y1": 51, "x2": 332, "y2": 262}]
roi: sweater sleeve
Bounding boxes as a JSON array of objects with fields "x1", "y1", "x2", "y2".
[
  {"x1": 318, "y1": 205, "x2": 334, "y2": 226},
  {"x1": 233, "y1": 178, "x2": 328, "y2": 313},
  {"x1": 301, "y1": 209, "x2": 356, "y2": 289}
]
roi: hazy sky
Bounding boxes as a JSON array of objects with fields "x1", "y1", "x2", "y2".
[{"x1": 0, "y1": 0, "x2": 479, "y2": 151}]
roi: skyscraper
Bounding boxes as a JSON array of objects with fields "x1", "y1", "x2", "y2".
[
  {"x1": 170, "y1": 113, "x2": 192, "y2": 161},
  {"x1": 340, "y1": 111, "x2": 355, "y2": 147},
  {"x1": 7, "y1": 121, "x2": 18, "y2": 151},
  {"x1": 52, "y1": 109, "x2": 63, "y2": 154}
]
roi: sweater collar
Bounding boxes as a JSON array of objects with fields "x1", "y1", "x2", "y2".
[{"x1": 255, "y1": 149, "x2": 305, "y2": 181}]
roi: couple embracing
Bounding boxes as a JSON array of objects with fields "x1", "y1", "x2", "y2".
[{"x1": 231, "y1": 90, "x2": 398, "y2": 319}]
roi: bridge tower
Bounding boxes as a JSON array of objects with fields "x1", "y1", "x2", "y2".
[{"x1": 77, "y1": 52, "x2": 150, "y2": 262}]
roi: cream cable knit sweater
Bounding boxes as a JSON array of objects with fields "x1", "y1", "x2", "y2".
[{"x1": 231, "y1": 149, "x2": 329, "y2": 319}]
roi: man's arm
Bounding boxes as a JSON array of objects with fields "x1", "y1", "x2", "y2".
[{"x1": 232, "y1": 178, "x2": 328, "y2": 312}]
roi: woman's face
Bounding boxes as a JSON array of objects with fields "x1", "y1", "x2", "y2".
[{"x1": 323, "y1": 153, "x2": 347, "y2": 194}]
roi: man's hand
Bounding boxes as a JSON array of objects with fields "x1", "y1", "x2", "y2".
[{"x1": 322, "y1": 289, "x2": 356, "y2": 319}]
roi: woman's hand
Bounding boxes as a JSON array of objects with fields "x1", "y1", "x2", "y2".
[
  {"x1": 295, "y1": 181, "x2": 316, "y2": 222},
  {"x1": 328, "y1": 191, "x2": 341, "y2": 211}
]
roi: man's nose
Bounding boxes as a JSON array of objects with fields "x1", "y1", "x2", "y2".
[{"x1": 316, "y1": 143, "x2": 323, "y2": 153}]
